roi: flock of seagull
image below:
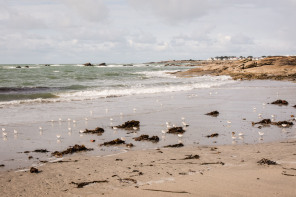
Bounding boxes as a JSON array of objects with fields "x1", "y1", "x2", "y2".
[{"x1": 1, "y1": 100, "x2": 295, "y2": 145}]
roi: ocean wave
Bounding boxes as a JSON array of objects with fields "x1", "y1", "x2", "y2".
[
  {"x1": 135, "y1": 70, "x2": 183, "y2": 78},
  {"x1": 0, "y1": 75, "x2": 234, "y2": 107}
]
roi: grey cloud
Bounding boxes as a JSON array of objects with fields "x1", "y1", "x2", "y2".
[
  {"x1": 127, "y1": 0, "x2": 211, "y2": 24},
  {"x1": 61, "y1": 0, "x2": 109, "y2": 23}
]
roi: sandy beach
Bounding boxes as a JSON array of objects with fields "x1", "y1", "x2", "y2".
[
  {"x1": 1, "y1": 58, "x2": 296, "y2": 196},
  {"x1": 0, "y1": 139, "x2": 295, "y2": 196}
]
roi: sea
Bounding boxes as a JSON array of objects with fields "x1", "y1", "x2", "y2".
[
  {"x1": 1, "y1": 63, "x2": 296, "y2": 171},
  {"x1": 0, "y1": 63, "x2": 232, "y2": 105}
]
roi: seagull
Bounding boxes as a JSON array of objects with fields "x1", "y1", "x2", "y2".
[
  {"x1": 13, "y1": 129, "x2": 18, "y2": 134},
  {"x1": 2, "y1": 128, "x2": 5, "y2": 132},
  {"x1": 120, "y1": 137, "x2": 126, "y2": 141},
  {"x1": 67, "y1": 118, "x2": 71, "y2": 122},
  {"x1": 85, "y1": 117, "x2": 88, "y2": 121},
  {"x1": 178, "y1": 133, "x2": 183, "y2": 138},
  {"x1": 271, "y1": 114, "x2": 275, "y2": 118},
  {"x1": 59, "y1": 118, "x2": 62, "y2": 121},
  {"x1": 132, "y1": 127, "x2": 138, "y2": 131},
  {"x1": 68, "y1": 127, "x2": 72, "y2": 131},
  {"x1": 282, "y1": 124, "x2": 287, "y2": 127},
  {"x1": 227, "y1": 121, "x2": 232, "y2": 124},
  {"x1": 73, "y1": 120, "x2": 76, "y2": 123},
  {"x1": 238, "y1": 132, "x2": 244, "y2": 137},
  {"x1": 110, "y1": 118, "x2": 113, "y2": 121},
  {"x1": 181, "y1": 117, "x2": 185, "y2": 121},
  {"x1": 253, "y1": 107, "x2": 257, "y2": 111},
  {"x1": 79, "y1": 130, "x2": 84, "y2": 134},
  {"x1": 105, "y1": 108, "x2": 109, "y2": 113},
  {"x1": 39, "y1": 126, "x2": 43, "y2": 130},
  {"x1": 2, "y1": 132, "x2": 7, "y2": 137},
  {"x1": 161, "y1": 130, "x2": 167, "y2": 134},
  {"x1": 120, "y1": 112, "x2": 123, "y2": 116},
  {"x1": 258, "y1": 131, "x2": 264, "y2": 136},
  {"x1": 231, "y1": 132, "x2": 236, "y2": 139},
  {"x1": 113, "y1": 126, "x2": 118, "y2": 130},
  {"x1": 182, "y1": 121, "x2": 189, "y2": 127},
  {"x1": 133, "y1": 108, "x2": 137, "y2": 112},
  {"x1": 56, "y1": 134, "x2": 61, "y2": 139}
]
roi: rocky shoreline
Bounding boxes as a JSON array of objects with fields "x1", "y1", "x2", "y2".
[{"x1": 169, "y1": 56, "x2": 296, "y2": 81}]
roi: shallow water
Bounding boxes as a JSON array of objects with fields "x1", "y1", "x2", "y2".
[{"x1": 0, "y1": 79, "x2": 296, "y2": 171}]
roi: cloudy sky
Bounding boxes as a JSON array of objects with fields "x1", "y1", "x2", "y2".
[{"x1": 0, "y1": 0, "x2": 295, "y2": 64}]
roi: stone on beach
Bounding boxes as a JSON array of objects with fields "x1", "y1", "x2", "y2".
[
  {"x1": 205, "y1": 110, "x2": 220, "y2": 117},
  {"x1": 116, "y1": 120, "x2": 140, "y2": 130},
  {"x1": 133, "y1": 135, "x2": 160, "y2": 143}
]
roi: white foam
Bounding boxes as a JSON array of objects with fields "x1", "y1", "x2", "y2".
[{"x1": 136, "y1": 70, "x2": 181, "y2": 78}]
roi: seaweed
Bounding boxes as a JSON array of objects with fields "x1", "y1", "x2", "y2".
[
  {"x1": 133, "y1": 135, "x2": 159, "y2": 143},
  {"x1": 257, "y1": 158, "x2": 277, "y2": 165},
  {"x1": 205, "y1": 110, "x2": 219, "y2": 117},
  {"x1": 83, "y1": 127, "x2": 104, "y2": 135},
  {"x1": 71, "y1": 180, "x2": 108, "y2": 188},
  {"x1": 52, "y1": 144, "x2": 93, "y2": 157},
  {"x1": 206, "y1": 133, "x2": 219, "y2": 138},
  {"x1": 116, "y1": 120, "x2": 140, "y2": 130},
  {"x1": 167, "y1": 127, "x2": 185, "y2": 134},
  {"x1": 100, "y1": 138, "x2": 125, "y2": 146},
  {"x1": 164, "y1": 143, "x2": 184, "y2": 148},
  {"x1": 270, "y1": 100, "x2": 289, "y2": 105}
]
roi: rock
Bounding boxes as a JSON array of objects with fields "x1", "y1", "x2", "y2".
[
  {"x1": 30, "y1": 167, "x2": 39, "y2": 173},
  {"x1": 83, "y1": 62, "x2": 93, "y2": 66},
  {"x1": 16, "y1": 66, "x2": 21, "y2": 68},
  {"x1": 273, "y1": 121, "x2": 294, "y2": 127},
  {"x1": 98, "y1": 63, "x2": 106, "y2": 66},
  {"x1": 293, "y1": 105, "x2": 296, "y2": 108},
  {"x1": 167, "y1": 127, "x2": 185, "y2": 134},
  {"x1": 44, "y1": 64, "x2": 50, "y2": 66},
  {"x1": 0, "y1": 164, "x2": 4, "y2": 167},
  {"x1": 205, "y1": 110, "x2": 219, "y2": 117},
  {"x1": 270, "y1": 100, "x2": 289, "y2": 105},
  {"x1": 133, "y1": 135, "x2": 159, "y2": 143},
  {"x1": 25, "y1": 66, "x2": 29, "y2": 68}
]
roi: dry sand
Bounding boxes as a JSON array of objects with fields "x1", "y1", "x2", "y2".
[{"x1": 0, "y1": 139, "x2": 295, "y2": 196}]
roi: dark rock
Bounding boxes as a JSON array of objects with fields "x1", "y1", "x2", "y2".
[
  {"x1": 28, "y1": 156, "x2": 33, "y2": 160},
  {"x1": 25, "y1": 66, "x2": 29, "y2": 68},
  {"x1": 30, "y1": 167, "x2": 39, "y2": 173},
  {"x1": 44, "y1": 64, "x2": 50, "y2": 66},
  {"x1": 257, "y1": 158, "x2": 277, "y2": 165},
  {"x1": 133, "y1": 135, "x2": 159, "y2": 143},
  {"x1": 0, "y1": 164, "x2": 4, "y2": 167},
  {"x1": 16, "y1": 66, "x2": 21, "y2": 68},
  {"x1": 206, "y1": 133, "x2": 219, "y2": 138},
  {"x1": 116, "y1": 120, "x2": 140, "y2": 130},
  {"x1": 83, "y1": 62, "x2": 93, "y2": 66},
  {"x1": 164, "y1": 143, "x2": 184, "y2": 148},
  {"x1": 205, "y1": 110, "x2": 219, "y2": 117},
  {"x1": 98, "y1": 63, "x2": 106, "y2": 66},
  {"x1": 167, "y1": 127, "x2": 185, "y2": 134},
  {"x1": 293, "y1": 105, "x2": 296, "y2": 108},
  {"x1": 83, "y1": 127, "x2": 104, "y2": 135},
  {"x1": 270, "y1": 100, "x2": 289, "y2": 105},
  {"x1": 52, "y1": 144, "x2": 93, "y2": 157},
  {"x1": 100, "y1": 138, "x2": 125, "y2": 146}
]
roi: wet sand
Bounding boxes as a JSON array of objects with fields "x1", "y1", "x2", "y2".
[
  {"x1": 0, "y1": 80, "x2": 296, "y2": 196},
  {"x1": 0, "y1": 140, "x2": 295, "y2": 196}
]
